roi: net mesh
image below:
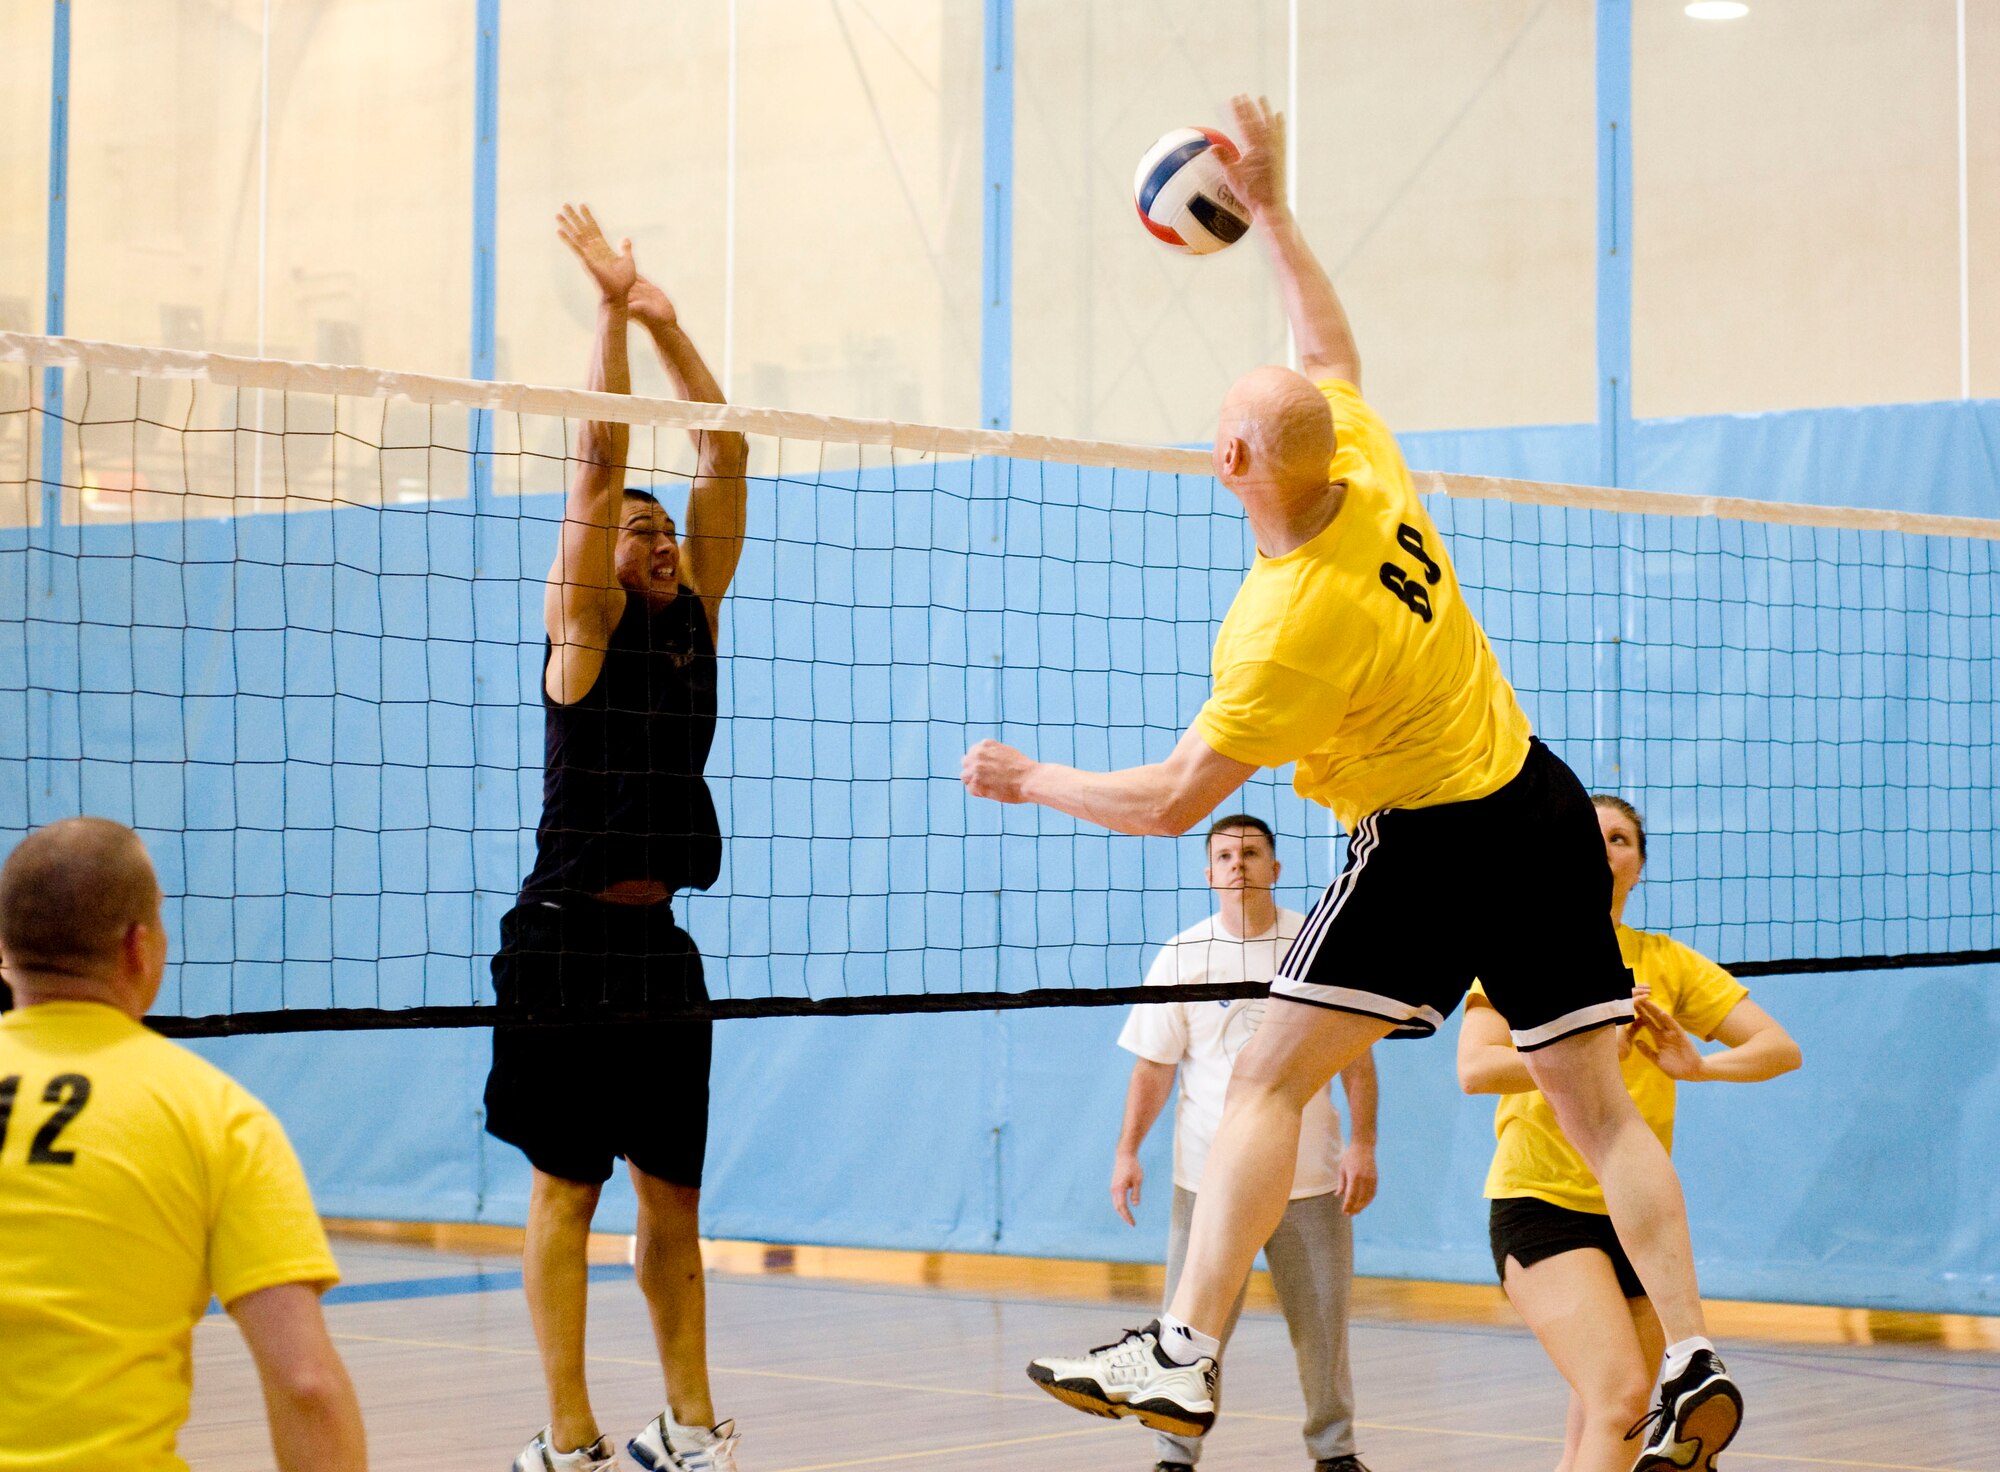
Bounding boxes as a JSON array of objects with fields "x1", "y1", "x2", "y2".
[{"x1": 2, "y1": 335, "x2": 1996, "y2": 1036}]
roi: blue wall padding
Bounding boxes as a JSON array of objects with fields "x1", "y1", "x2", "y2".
[
  {"x1": 187, "y1": 959, "x2": 2000, "y2": 1313},
  {"x1": 1402, "y1": 397, "x2": 2000, "y2": 520},
  {"x1": 9, "y1": 397, "x2": 2000, "y2": 1313}
]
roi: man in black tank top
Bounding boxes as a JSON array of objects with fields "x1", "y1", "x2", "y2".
[{"x1": 484, "y1": 205, "x2": 750, "y2": 1472}]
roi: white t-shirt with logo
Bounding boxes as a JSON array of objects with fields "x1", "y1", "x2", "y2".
[{"x1": 1116, "y1": 907, "x2": 1344, "y2": 1200}]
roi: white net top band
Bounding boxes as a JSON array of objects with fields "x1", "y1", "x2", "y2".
[{"x1": 5, "y1": 331, "x2": 1995, "y2": 543}]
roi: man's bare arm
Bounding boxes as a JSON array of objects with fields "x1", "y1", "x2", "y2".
[
  {"x1": 630, "y1": 277, "x2": 749, "y2": 640},
  {"x1": 229, "y1": 1281, "x2": 368, "y2": 1472},
  {"x1": 1112, "y1": 1056, "x2": 1178, "y2": 1226},
  {"x1": 1335, "y1": 1047, "x2": 1380, "y2": 1214},
  {"x1": 545, "y1": 204, "x2": 637, "y2": 700},
  {"x1": 1219, "y1": 94, "x2": 1362, "y2": 387},
  {"x1": 961, "y1": 724, "x2": 1256, "y2": 838}
]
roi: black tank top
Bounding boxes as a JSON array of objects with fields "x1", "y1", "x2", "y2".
[{"x1": 520, "y1": 589, "x2": 722, "y2": 899}]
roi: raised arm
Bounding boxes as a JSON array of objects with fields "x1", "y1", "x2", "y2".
[
  {"x1": 961, "y1": 723, "x2": 1256, "y2": 838},
  {"x1": 1218, "y1": 94, "x2": 1362, "y2": 388},
  {"x1": 544, "y1": 204, "x2": 637, "y2": 700},
  {"x1": 229, "y1": 1282, "x2": 368, "y2": 1472},
  {"x1": 630, "y1": 276, "x2": 749, "y2": 641}
]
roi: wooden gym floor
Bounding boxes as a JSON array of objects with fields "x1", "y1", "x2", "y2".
[{"x1": 181, "y1": 1223, "x2": 2000, "y2": 1471}]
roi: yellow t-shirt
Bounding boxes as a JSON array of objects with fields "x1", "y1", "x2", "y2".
[
  {"x1": 1193, "y1": 380, "x2": 1533, "y2": 829},
  {"x1": 1477, "y1": 925, "x2": 1751, "y2": 1215},
  {"x1": 0, "y1": 1002, "x2": 339, "y2": 1472}
]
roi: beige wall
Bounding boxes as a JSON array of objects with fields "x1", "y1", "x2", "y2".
[
  {"x1": 1291, "y1": 0, "x2": 1597, "y2": 434},
  {"x1": 1633, "y1": 0, "x2": 1992, "y2": 417},
  {"x1": 5, "y1": 0, "x2": 1996, "y2": 466},
  {"x1": 1011, "y1": 0, "x2": 1291, "y2": 443}
]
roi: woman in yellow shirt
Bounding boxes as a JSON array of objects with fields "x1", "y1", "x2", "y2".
[{"x1": 1458, "y1": 797, "x2": 1801, "y2": 1472}]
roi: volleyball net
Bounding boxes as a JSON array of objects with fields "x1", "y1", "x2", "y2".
[{"x1": 2, "y1": 333, "x2": 1995, "y2": 1037}]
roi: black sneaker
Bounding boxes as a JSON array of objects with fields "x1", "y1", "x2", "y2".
[
  {"x1": 1630, "y1": 1348, "x2": 1742, "y2": 1470},
  {"x1": 1025, "y1": 1320, "x2": 1218, "y2": 1437},
  {"x1": 1314, "y1": 1459, "x2": 1373, "y2": 1472},
  {"x1": 1155, "y1": 1464, "x2": 1196, "y2": 1472}
]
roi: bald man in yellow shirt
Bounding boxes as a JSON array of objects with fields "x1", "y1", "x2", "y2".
[
  {"x1": 963, "y1": 96, "x2": 1741, "y2": 1471},
  {"x1": 0, "y1": 818, "x2": 366, "y2": 1472}
]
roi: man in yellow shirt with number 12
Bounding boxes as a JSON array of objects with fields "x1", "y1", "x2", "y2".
[{"x1": 0, "y1": 817, "x2": 367, "y2": 1472}]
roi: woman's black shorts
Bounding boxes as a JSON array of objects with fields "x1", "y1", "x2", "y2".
[{"x1": 1490, "y1": 1195, "x2": 1645, "y2": 1300}]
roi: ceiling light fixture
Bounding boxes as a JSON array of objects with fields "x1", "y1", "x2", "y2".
[{"x1": 1685, "y1": 2, "x2": 1750, "y2": 18}]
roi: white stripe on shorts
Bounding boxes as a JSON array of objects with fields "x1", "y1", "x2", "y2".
[
  {"x1": 1510, "y1": 997, "x2": 1638, "y2": 1052},
  {"x1": 1277, "y1": 813, "x2": 1383, "y2": 985},
  {"x1": 1268, "y1": 978, "x2": 1446, "y2": 1035}
]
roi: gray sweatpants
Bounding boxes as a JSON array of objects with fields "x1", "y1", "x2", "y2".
[{"x1": 1157, "y1": 1185, "x2": 1357, "y2": 1466}]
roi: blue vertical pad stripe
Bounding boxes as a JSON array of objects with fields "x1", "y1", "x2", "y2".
[
  {"x1": 468, "y1": 0, "x2": 500, "y2": 507},
  {"x1": 40, "y1": 0, "x2": 72, "y2": 529},
  {"x1": 979, "y1": 0, "x2": 1013, "y2": 432},
  {"x1": 1595, "y1": 0, "x2": 1633, "y2": 488}
]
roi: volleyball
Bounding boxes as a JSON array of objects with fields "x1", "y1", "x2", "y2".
[{"x1": 1133, "y1": 127, "x2": 1251, "y2": 255}]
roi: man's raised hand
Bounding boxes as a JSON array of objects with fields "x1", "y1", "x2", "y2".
[
  {"x1": 1217, "y1": 93, "x2": 1288, "y2": 221},
  {"x1": 557, "y1": 203, "x2": 637, "y2": 304},
  {"x1": 627, "y1": 274, "x2": 680, "y2": 332}
]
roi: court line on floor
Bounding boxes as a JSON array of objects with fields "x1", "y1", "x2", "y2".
[
  {"x1": 755, "y1": 1424, "x2": 1120, "y2": 1472},
  {"x1": 319, "y1": 1330, "x2": 1976, "y2": 1472},
  {"x1": 205, "y1": 1264, "x2": 627, "y2": 1315},
  {"x1": 314, "y1": 1265, "x2": 2000, "y2": 1377}
]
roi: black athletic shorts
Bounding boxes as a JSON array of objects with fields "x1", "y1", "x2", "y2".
[
  {"x1": 1270, "y1": 738, "x2": 1635, "y2": 1050},
  {"x1": 483, "y1": 896, "x2": 711, "y2": 1187},
  {"x1": 1490, "y1": 1195, "x2": 1645, "y2": 1300}
]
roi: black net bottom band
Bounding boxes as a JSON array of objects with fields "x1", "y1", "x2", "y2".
[{"x1": 139, "y1": 945, "x2": 2000, "y2": 1038}]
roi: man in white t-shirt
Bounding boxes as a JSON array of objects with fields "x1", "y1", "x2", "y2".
[{"x1": 1113, "y1": 814, "x2": 1378, "y2": 1472}]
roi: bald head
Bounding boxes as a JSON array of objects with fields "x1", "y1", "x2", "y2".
[
  {"x1": 1215, "y1": 366, "x2": 1336, "y2": 499},
  {"x1": 0, "y1": 818, "x2": 162, "y2": 986}
]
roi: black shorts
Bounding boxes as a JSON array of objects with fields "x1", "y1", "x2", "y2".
[
  {"x1": 1490, "y1": 1195, "x2": 1645, "y2": 1300},
  {"x1": 483, "y1": 897, "x2": 711, "y2": 1187},
  {"x1": 1270, "y1": 738, "x2": 1635, "y2": 1050}
]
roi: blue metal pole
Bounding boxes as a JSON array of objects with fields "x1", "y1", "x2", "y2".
[
  {"x1": 979, "y1": 0, "x2": 1013, "y2": 432},
  {"x1": 1594, "y1": 0, "x2": 1633, "y2": 791},
  {"x1": 469, "y1": 0, "x2": 500, "y2": 508},
  {"x1": 41, "y1": 0, "x2": 71, "y2": 530},
  {"x1": 1596, "y1": 0, "x2": 1633, "y2": 489}
]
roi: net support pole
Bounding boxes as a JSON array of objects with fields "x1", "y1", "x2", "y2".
[
  {"x1": 468, "y1": 0, "x2": 500, "y2": 511},
  {"x1": 979, "y1": 0, "x2": 1013, "y2": 433},
  {"x1": 1594, "y1": 0, "x2": 1632, "y2": 489},
  {"x1": 39, "y1": 0, "x2": 71, "y2": 534},
  {"x1": 1593, "y1": 0, "x2": 1633, "y2": 787}
]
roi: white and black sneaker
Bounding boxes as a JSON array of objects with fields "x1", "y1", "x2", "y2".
[
  {"x1": 1630, "y1": 1349, "x2": 1742, "y2": 1471},
  {"x1": 629, "y1": 1414, "x2": 741, "y2": 1472},
  {"x1": 512, "y1": 1427, "x2": 617, "y2": 1472},
  {"x1": 1026, "y1": 1321, "x2": 1217, "y2": 1437}
]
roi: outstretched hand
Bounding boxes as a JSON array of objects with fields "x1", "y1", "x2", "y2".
[
  {"x1": 557, "y1": 203, "x2": 637, "y2": 304},
  {"x1": 962, "y1": 739, "x2": 1034, "y2": 804},
  {"x1": 1217, "y1": 93, "x2": 1288, "y2": 220},
  {"x1": 628, "y1": 274, "x2": 680, "y2": 331}
]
